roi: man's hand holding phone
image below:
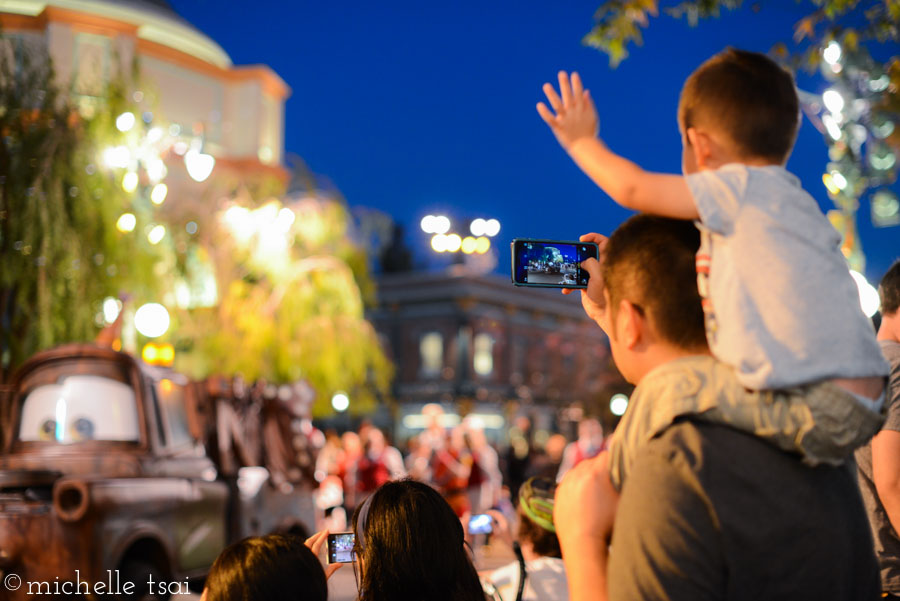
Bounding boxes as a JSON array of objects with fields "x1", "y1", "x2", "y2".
[{"x1": 563, "y1": 233, "x2": 609, "y2": 332}]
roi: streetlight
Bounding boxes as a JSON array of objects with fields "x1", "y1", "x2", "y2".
[
  {"x1": 610, "y1": 393, "x2": 629, "y2": 417},
  {"x1": 331, "y1": 391, "x2": 350, "y2": 412},
  {"x1": 134, "y1": 303, "x2": 170, "y2": 338},
  {"x1": 422, "y1": 212, "x2": 501, "y2": 256},
  {"x1": 421, "y1": 214, "x2": 451, "y2": 235}
]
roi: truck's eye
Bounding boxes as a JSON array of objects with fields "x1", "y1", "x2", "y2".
[
  {"x1": 71, "y1": 417, "x2": 96, "y2": 441},
  {"x1": 39, "y1": 419, "x2": 57, "y2": 441}
]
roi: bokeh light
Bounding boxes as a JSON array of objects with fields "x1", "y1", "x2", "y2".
[
  {"x1": 147, "y1": 224, "x2": 166, "y2": 245},
  {"x1": 134, "y1": 303, "x2": 170, "y2": 338},
  {"x1": 431, "y1": 233, "x2": 448, "y2": 252},
  {"x1": 445, "y1": 233, "x2": 462, "y2": 252},
  {"x1": 610, "y1": 393, "x2": 629, "y2": 416},
  {"x1": 850, "y1": 270, "x2": 880, "y2": 318},
  {"x1": 150, "y1": 183, "x2": 168, "y2": 205},
  {"x1": 116, "y1": 213, "x2": 136, "y2": 233},
  {"x1": 115, "y1": 112, "x2": 136, "y2": 132},
  {"x1": 822, "y1": 89, "x2": 845, "y2": 114},
  {"x1": 331, "y1": 392, "x2": 350, "y2": 412}
]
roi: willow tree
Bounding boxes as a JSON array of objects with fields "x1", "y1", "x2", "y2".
[
  {"x1": 0, "y1": 37, "x2": 163, "y2": 381},
  {"x1": 174, "y1": 190, "x2": 393, "y2": 418}
]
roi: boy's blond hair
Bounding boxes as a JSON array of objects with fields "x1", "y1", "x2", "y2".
[{"x1": 678, "y1": 48, "x2": 800, "y2": 164}]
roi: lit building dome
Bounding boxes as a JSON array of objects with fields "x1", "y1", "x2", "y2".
[{"x1": 0, "y1": 0, "x2": 289, "y2": 177}]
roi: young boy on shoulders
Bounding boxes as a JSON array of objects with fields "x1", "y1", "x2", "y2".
[{"x1": 540, "y1": 48, "x2": 889, "y2": 488}]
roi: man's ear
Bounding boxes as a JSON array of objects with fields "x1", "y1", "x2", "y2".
[
  {"x1": 686, "y1": 127, "x2": 713, "y2": 169},
  {"x1": 617, "y1": 299, "x2": 645, "y2": 349}
]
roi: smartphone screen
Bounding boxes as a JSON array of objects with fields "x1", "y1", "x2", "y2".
[
  {"x1": 510, "y1": 239, "x2": 599, "y2": 288},
  {"x1": 327, "y1": 532, "x2": 356, "y2": 564},
  {"x1": 468, "y1": 513, "x2": 493, "y2": 535}
]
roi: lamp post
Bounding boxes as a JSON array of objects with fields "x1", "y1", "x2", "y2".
[{"x1": 420, "y1": 213, "x2": 501, "y2": 258}]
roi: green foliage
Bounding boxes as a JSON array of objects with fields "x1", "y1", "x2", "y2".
[
  {"x1": 175, "y1": 194, "x2": 392, "y2": 417},
  {"x1": 0, "y1": 36, "x2": 164, "y2": 380},
  {"x1": 585, "y1": 1, "x2": 897, "y2": 67}
]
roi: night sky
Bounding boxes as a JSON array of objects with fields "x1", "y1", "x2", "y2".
[{"x1": 168, "y1": 0, "x2": 898, "y2": 284}]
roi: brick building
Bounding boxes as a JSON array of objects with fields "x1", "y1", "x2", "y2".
[{"x1": 368, "y1": 269, "x2": 630, "y2": 443}]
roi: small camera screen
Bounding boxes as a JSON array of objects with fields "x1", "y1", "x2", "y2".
[
  {"x1": 513, "y1": 241, "x2": 594, "y2": 287},
  {"x1": 328, "y1": 533, "x2": 356, "y2": 563},
  {"x1": 468, "y1": 513, "x2": 493, "y2": 535}
]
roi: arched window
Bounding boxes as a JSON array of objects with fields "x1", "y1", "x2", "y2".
[
  {"x1": 419, "y1": 332, "x2": 443, "y2": 377},
  {"x1": 473, "y1": 333, "x2": 494, "y2": 376}
]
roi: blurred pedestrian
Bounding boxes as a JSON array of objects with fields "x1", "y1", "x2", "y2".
[
  {"x1": 200, "y1": 531, "x2": 339, "y2": 601},
  {"x1": 356, "y1": 427, "x2": 406, "y2": 499},
  {"x1": 526, "y1": 434, "x2": 567, "y2": 482},
  {"x1": 481, "y1": 477, "x2": 568, "y2": 601},
  {"x1": 503, "y1": 415, "x2": 535, "y2": 501},
  {"x1": 856, "y1": 259, "x2": 900, "y2": 598},
  {"x1": 555, "y1": 417, "x2": 604, "y2": 481},
  {"x1": 463, "y1": 417, "x2": 502, "y2": 515},
  {"x1": 350, "y1": 479, "x2": 485, "y2": 601}
]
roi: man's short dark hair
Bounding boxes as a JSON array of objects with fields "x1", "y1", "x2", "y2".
[
  {"x1": 880, "y1": 260, "x2": 900, "y2": 316},
  {"x1": 603, "y1": 215, "x2": 707, "y2": 351},
  {"x1": 678, "y1": 48, "x2": 800, "y2": 163}
]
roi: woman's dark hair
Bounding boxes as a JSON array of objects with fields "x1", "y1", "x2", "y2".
[
  {"x1": 204, "y1": 533, "x2": 327, "y2": 601},
  {"x1": 352, "y1": 479, "x2": 486, "y2": 601}
]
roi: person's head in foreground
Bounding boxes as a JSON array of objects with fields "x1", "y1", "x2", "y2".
[
  {"x1": 881, "y1": 260, "x2": 900, "y2": 319},
  {"x1": 678, "y1": 47, "x2": 800, "y2": 173},
  {"x1": 879, "y1": 259, "x2": 900, "y2": 341},
  {"x1": 352, "y1": 479, "x2": 485, "y2": 601},
  {"x1": 201, "y1": 533, "x2": 326, "y2": 601},
  {"x1": 601, "y1": 214, "x2": 706, "y2": 383},
  {"x1": 517, "y1": 476, "x2": 561, "y2": 558}
]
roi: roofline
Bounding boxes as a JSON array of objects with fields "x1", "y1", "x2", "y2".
[
  {"x1": 0, "y1": 0, "x2": 232, "y2": 68},
  {"x1": 0, "y1": 5, "x2": 292, "y2": 100}
]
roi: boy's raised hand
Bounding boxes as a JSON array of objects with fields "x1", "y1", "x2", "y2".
[{"x1": 537, "y1": 71, "x2": 599, "y2": 150}]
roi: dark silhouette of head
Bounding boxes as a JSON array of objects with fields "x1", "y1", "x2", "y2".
[
  {"x1": 603, "y1": 214, "x2": 706, "y2": 351},
  {"x1": 880, "y1": 260, "x2": 900, "y2": 317},
  {"x1": 203, "y1": 534, "x2": 326, "y2": 601},
  {"x1": 352, "y1": 479, "x2": 485, "y2": 601},
  {"x1": 517, "y1": 477, "x2": 562, "y2": 558}
]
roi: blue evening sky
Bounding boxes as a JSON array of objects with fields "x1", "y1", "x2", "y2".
[{"x1": 168, "y1": 0, "x2": 898, "y2": 283}]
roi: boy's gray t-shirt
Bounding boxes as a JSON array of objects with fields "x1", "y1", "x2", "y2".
[
  {"x1": 856, "y1": 340, "x2": 900, "y2": 593},
  {"x1": 686, "y1": 164, "x2": 888, "y2": 390}
]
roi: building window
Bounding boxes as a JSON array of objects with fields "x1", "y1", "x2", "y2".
[
  {"x1": 473, "y1": 333, "x2": 494, "y2": 376},
  {"x1": 420, "y1": 332, "x2": 443, "y2": 377}
]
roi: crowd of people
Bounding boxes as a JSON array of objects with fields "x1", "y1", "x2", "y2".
[
  {"x1": 312, "y1": 406, "x2": 605, "y2": 533},
  {"x1": 198, "y1": 46, "x2": 900, "y2": 601}
]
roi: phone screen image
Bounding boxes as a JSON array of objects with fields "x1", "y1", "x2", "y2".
[
  {"x1": 511, "y1": 239, "x2": 599, "y2": 288},
  {"x1": 468, "y1": 513, "x2": 493, "y2": 535},
  {"x1": 327, "y1": 532, "x2": 356, "y2": 564}
]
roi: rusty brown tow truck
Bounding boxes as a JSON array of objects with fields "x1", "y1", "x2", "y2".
[{"x1": 0, "y1": 344, "x2": 317, "y2": 599}]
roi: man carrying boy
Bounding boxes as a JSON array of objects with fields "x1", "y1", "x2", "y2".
[
  {"x1": 555, "y1": 215, "x2": 879, "y2": 601},
  {"x1": 539, "y1": 48, "x2": 887, "y2": 489},
  {"x1": 857, "y1": 260, "x2": 900, "y2": 598}
]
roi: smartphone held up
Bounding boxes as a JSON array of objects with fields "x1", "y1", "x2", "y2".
[
  {"x1": 468, "y1": 513, "x2": 493, "y2": 535},
  {"x1": 510, "y1": 238, "x2": 599, "y2": 289},
  {"x1": 327, "y1": 532, "x2": 356, "y2": 564}
]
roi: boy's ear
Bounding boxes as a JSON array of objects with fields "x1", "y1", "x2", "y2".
[
  {"x1": 686, "y1": 128, "x2": 713, "y2": 169},
  {"x1": 618, "y1": 299, "x2": 644, "y2": 350}
]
